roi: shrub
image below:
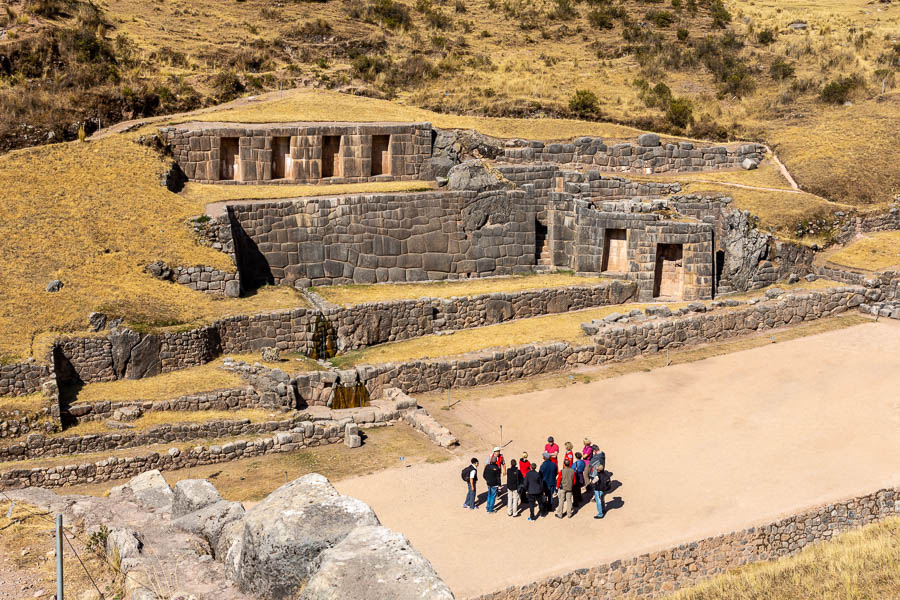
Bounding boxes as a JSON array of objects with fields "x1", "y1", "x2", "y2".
[
  {"x1": 645, "y1": 9, "x2": 674, "y2": 28},
  {"x1": 568, "y1": 88, "x2": 599, "y2": 117},
  {"x1": 820, "y1": 77, "x2": 859, "y2": 104},
  {"x1": 757, "y1": 28, "x2": 776, "y2": 45},
  {"x1": 677, "y1": 28, "x2": 689, "y2": 41},
  {"x1": 709, "y1": 0, "x2": 730, "y2": 28},
  {"x1": 455, "y1": 0, "x2": 466, "y2": 12},
  {"x1": 769, "y1": 57, "x2": 795, "y2": 80},
  {"x1": 209, "y1": 71, "x2": 245, "y2": 102},
  {"x1": 25, "y1": 0, "x2": 77, "y2": 18},
  {"x1": 548, "y1": 0, "x2": 577, "y2": 20},
  {"x1": 665, "y1": 96, "x2": 693, "y2": 128},
  {"x1": 385, "y1": 55, "x2": 437, "y2": 87},
  {"x1": 425, "y1": 8, "x2": 452, "y2": 29},
  {"x1": 368, "y1": 0, "x2": 411, "y2": 29},
  {"x1": 587, "y1": 9, "x2": 614, "y2": 29}
]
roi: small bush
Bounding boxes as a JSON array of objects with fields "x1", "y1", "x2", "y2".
[
  {"x1": 665, "y1": 96, "x2": 693, "y2": 128},
  {"x1": 677, "y1": 28, "x2": 689, "y2": 41},
  {"x1": 820, "y1": 77, "x2": 859, "y2": 104},
  {"x1": 209, "y1": 71, "x2": 245, "y2": 102},
  {"x1": 587, "y1": 9, "x2": 614, "y2": 29},
  {"x1": 368, "y1": 0, "x2": 411, "y2": 29},
  {"x1": 769, "y1": 57, "x2": 795, "y2": 81},
  {"x1": 757, "y1": 28, "x2": 776, "y2": 45},
  {"x1": 709, "y1": 0, "x2": 730, "y2": 28},
  {"x1": 645, "y1": 9, "x2": 674, "y2": 28},
  {"x1": 455, "y1": 0, "x2": 466, "y2": 12},
  {"x1": 568, "y1": 88, "x2": 599, "y2": 117},
  {"x1": 25, "y1": 0, "x2": 77, "y2": 18},
  {"x1": 548, "y1": 0, "x2": 577, "y2": 20}
]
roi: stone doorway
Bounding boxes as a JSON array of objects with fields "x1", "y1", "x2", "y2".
[
  {"x1": 271, "y1": 136, "x2": 291, "y2": 179},
  {"x1": 322, "y1": 135, "x2": 342, "y2": 178},
  {"x1": 220, "y1": 137, "x2": 239, "y2": 180},
  {"x1": 601, "y1": 229, "x2": 628, "y2": 272},
  {"x1": 535, "y1": 220, "x2": 550, "y2": 266},
  {"x1": 371, "y1": 135, "x2": 391, "y2": 176},
  {"x1": 653, "y1": 243, "x2": 684, "y2": 299}
]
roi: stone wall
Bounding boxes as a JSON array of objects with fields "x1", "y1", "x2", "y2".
[
  {"x1": 293, "y1": 287, "x2": 874, "y2": 404},
  {"x1": 171, "y1": 265, "x2": 240, "y2": 297},
  {"x1": 228, "y1": 189, "x2": 536, "y2": 288},
  {"x1": 160, "y1": 122, "x2": 432, "y2": 184},
  {"x1": 474, "y1": 485, "x2": 899, "y2": 600},
  {"x1": 835, "y1": 201, "x2": 900, "y2": 242},
  {"x1": 0, "y1": 394, "x2": 422, "y2": 490},
  {"x1": 63, "y1": 387, "x2": 260, "y2": 423},
  {"x1": 0, "y1": 407, "x2": 55, "y2": 439},
  {"x1": 0, "y1": 361, "x2": 52, "y2": 397},
  {"x1": 501, "y1": 135, "x2": 765, "y2": 174}
]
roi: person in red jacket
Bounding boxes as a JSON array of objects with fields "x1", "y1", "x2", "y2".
[
  {"x1": 517, "y1": 452, "x2": 531, "y2": 506},
  {"x1": 544, "y1": 437, "x2": 559, "y2": 465},
  {"x1": 562, "y1": 441, "x2": 575, "y2": 468}
]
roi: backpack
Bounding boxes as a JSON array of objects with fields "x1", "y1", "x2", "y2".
[{"x1": 461, "y1": 465, "x2": 473, "y2": 482}]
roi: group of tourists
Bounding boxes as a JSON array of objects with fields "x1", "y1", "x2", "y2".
[{"x1": 462, "y1": 436, "x2": 611, "y2": 521}]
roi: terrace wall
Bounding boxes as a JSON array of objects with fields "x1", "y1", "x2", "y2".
[
  {"x1": 474, "y1": 486, "x2": 899, "y2": 600},
  {"x1": 502, "y1": 136, "x2": 765, "y2": 174},
  {"x1": 228, "y1": 190, "x2": 536, "y2": 288}
]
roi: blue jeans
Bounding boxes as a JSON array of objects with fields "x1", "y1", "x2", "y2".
[
  {"x1": 487, "y1": 486, "x2": 499, "y2": 512},
  {"x1": 594, "y1": 489, "x2": 604, "y2": 517},
  {"x1": 464, "y1": 484, "x2": 476, "y2": 509}
]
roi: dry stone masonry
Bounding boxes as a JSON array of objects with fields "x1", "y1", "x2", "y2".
[
  {"x1": 160, "y1": 122, "x2": 432, "y2": 184},
  {"x1": 473, "y1": 486, "x2": 899, "y2": 600}
]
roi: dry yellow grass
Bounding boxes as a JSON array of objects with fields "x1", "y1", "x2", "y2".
[
  {"x1": 72, "y1": 360, "x2": 244, "y2": 404},
  {"x1": 680, "y1": 182, "x2": 857, "y2": 244},
  {"x1": 55, "y1": 408, "x2": 279, "y2": 437},
  {"x1": 315, "y1": 273, "x2": 607, "y2": 306},
  {"x1": 180, "y1": 89, "x2": 654, "y2": 142},
  {"x1": 0, "y1": 500, "x2": 121, "y2": 599},
  {"x1": 825, "y1": 232, "x2": 900, "y2": 272},
  {"x1": 418, "y1": 313, "x2": 872, "y2": 414},
  {"x1": 667, "y1": 516, "x2": 900, "y2": 600},
  {"x1": 631, "y1": 158, "x2": 795, "y2": 191},
  {"x1": 0, "y1": 136, "x2": 320, "y2": 361},
  {"x1": 64, "y1": 423, "x2": 450, "y2": 501},
  {"x1": 0, "y1": 393, "x2": 45, "y2": 414},
  {"x1": 219, "y1": 351, "x2": 326, "y2": 373},
  {"x1": 331, "y1": 301, "x2": 689, "y2": 367},
  {"x1": 182, "y1": 179, "x2": 436, "y2": 204},
  {"x1": 332, "y1": 279, "x2": 848, "y2": 367}
]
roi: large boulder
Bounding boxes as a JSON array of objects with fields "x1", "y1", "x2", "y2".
[
  {"x1": 173, "y1": 479, "x2": 223, "y2": 518},
  {"x1": 447, "y1": 160, "x2": 506, "y2": 192},
  {"x1": 300, "y1": 526, "x2": 455, "y2": 600},
  {"x1": 173, "y1": 500, "x2": 245, "y2": 552},
  {"x1": 230, "y1": 474, "x2": 379, "y2": 600},
  {"x1": 109, "y1": 469, "x2": 173, "y2": 511}
]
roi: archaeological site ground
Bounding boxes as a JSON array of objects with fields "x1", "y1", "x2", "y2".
[{"x1": 1, "y1": 0, "x2": 899, "y2": 598}]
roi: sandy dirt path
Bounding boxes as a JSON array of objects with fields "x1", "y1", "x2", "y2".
[{"x1": 336, "y1": 320, "x2": 900, "y2": 598}]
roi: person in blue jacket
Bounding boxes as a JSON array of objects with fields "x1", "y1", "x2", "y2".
[{"x1": 538, "y1": 451, "x2": 558, "y2": 516}]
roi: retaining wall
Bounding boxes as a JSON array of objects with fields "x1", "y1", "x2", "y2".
[
  {"x1": 0, "y1": 362, "x2": 51, "y2": 397},
  {"x1": 292, "y1": 287, "x2": 874, "y2": 404},
  {"x1": 501, "y1": 136, "x2": 765, "y2": 174},
  {"x1": 473, "y1": 486, "x2": 899, "y2": 600},
  {"x1": 228, "y1": 189, "x2": 536, "y2": 288},
  {"x1": 63, "y1": 387, "x2": 261, "y2": 423},
  {"x1": 0, "y1": 408, "x2": 55, "y2": 439}
]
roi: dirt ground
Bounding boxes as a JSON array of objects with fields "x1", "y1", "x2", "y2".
[{"x1": 336, "y1": 320, "x2": 900, "y2": 598}]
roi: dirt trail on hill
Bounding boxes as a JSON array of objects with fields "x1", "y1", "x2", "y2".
[{"x1": 337, "y1": 320, "x2": 900, "y2": 598}]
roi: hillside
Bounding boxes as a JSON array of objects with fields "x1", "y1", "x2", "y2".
[{"x1": 1, "y1": 0, "x2": 898, "y2": 205}]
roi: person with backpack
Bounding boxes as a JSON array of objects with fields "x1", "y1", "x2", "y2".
[
  {"x1": 573, "y1": 451, "x2": 586, "y2": 507},
  {"x1": 483, "y1": 458, "x2": 502, "y2": 513},
  {"x1": 539, "y1": 452, "x2": 558, "y2": 515},
  {"x1": 524, "y1": 461, "x2": 543, "y2": 521},
  {"x1": 506, "y1": 458, "x2": 523, "y2": 517},
  {"x1": 591, "y1": 462, "x2": 611, "y2": 519},
  {"x1": 462, "y1": 458, "x2": 479, "y2": 510}
]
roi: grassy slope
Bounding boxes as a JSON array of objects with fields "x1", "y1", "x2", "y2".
[
  {"x1": 825, "y1": 231, "x2": 900, "y2": 272},
  {"x1": 0, "y1": 136, "x2": 315, "y2": 361},
  {"x1": 667, "y1": 516, "x2": 900, "y2": 600}
]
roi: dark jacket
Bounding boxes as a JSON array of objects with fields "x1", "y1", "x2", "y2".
[
  {"x1": 507, "y1": 467, "x2": 523, "y2": 491},
  {"x1": 524, "y1": 470, "x2": 543, "y2": 495},
  {"x1": 483, "y1": 463, "x2": 501, "y2": 487},
  {"x1": 539, "y1": 459, "x2": 558, "y2": 492}
]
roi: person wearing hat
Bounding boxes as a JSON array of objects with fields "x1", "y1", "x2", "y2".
[
  {"x1": 544, "y1": 437, "x2": 559, "y2": 465},
  {"x1": 488, "y1": 446, "x2": 506, "y2": 475},
  {"x1": 539, "y1": 451, "x2": 558, "y2": 515}
]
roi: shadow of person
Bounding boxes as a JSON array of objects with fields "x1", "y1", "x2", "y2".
[
  {"x1": 605, "y1": 496, "x2": 625, "y2": 511},
  {"x1": 608, "y1": 478, "x2": 623, "y2": 494},
  {"x1": 476, "y1": 490, "x2": 488, "y2": 507}
]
